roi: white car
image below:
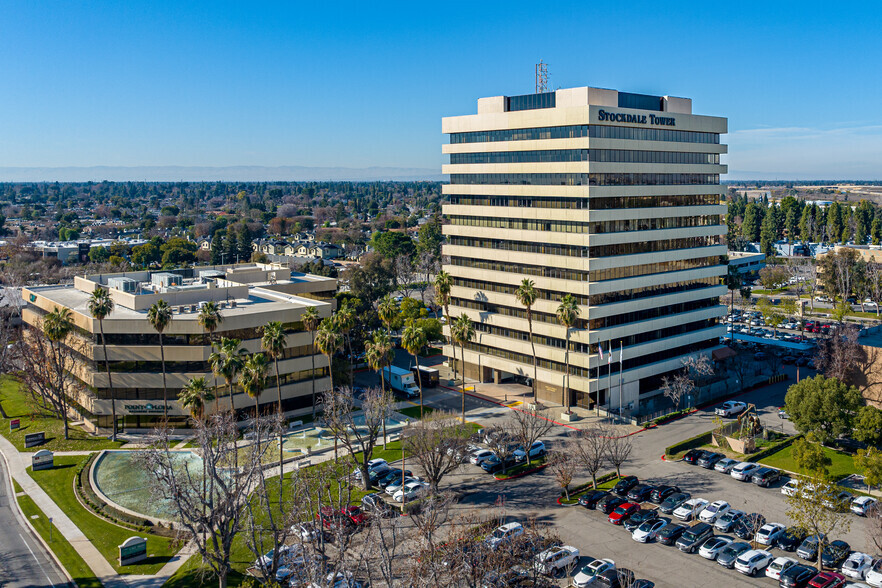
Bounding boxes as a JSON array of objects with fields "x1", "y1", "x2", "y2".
[
  {"x1": 385, "y1": 476, "x2": 420, "y2": 496},
  {"x1": 766, "y1": 556, "x2": 798, "y2": 580},
  {"x1": 730, "y1": 462, "x2": 761, "y2": 481},
  {"x1": 714, "y1": 458, "x2": 740, "y2": 473},
  {"x1": 486, "y1": 522, "x2": 524, "y2": 549},
  {"x1": 781, "y1": 479, "x2": 800, "y2": 497},
  {"x1": 469, "y1": 449, "x2": 495, "y2": 465},
  {"x1": 573, "y1": 559, "x2": 615, "y2": 588},
  {"x1": 699, "y1": 500, "x2": 731, "y2": 523},
  {"x1": 734, "y1": 549, "x2": 773, "y2": 576},
  {"x1": 846, "y1": 582, "x2": 872, "y2": 588},
  {"x1": 755, "y1": 522, "x2": 786, "y2": 546},
  {"x1": 852, "y1": 496, "x2": 879, "y2": 516},
  {"x1": 353, "y1": 458, "x2": 388, "y2": 479},
  {"x1": 715, "y1": 401, "x2": 747, "y2": 417},
  {"x1": 673, "y1": 498, "x2": 708, "y2": 521},
  {"x1": 867, "y1": 559, "x2": 882, "y2": 587},
  {"x1": 842, "y1": 552, "x2": 874, "y2": 580},
  {"x1": 254, "y1": 543, "x2": 300, "y2": 570},
  {"x1": 632, "y1": 518, "x2": 668, "y2": 543},
  {"x1": 533, "y1": 545, "x2": 579, "y2": 576},
  {"x1": 698, "y1": 536, "x2": 732, "y2": 560},
  {"x1": 392, "y1": 480, "x2": 426, "y2": 503}
]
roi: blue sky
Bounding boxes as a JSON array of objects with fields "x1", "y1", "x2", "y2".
[{"x1": 2, "y1": 1, "x2": 881, "y2": 179}]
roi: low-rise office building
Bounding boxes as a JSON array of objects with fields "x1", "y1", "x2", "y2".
[
  {"x1": 22, "y1": 263, "x2": 335, "y2": 431},
  {"x1": 727, "y1": 251, "x2": 766, "y2": 278}
]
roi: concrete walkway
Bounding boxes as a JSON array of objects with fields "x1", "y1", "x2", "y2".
[{"x1": 0, "y1": 434, "x2": 195, "y2": 587}]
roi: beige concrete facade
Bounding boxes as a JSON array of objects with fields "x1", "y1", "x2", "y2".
[
  {"x1": 441, "y1": 86, "x2": 727, "y2": 414},
  {"x1": 22, "y1": 263, "x2": 336, "y2": 429}
]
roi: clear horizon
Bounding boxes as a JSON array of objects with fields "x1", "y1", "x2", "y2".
[{"x1": 2, "y1": 1, "x2": 881, "y2": 180}]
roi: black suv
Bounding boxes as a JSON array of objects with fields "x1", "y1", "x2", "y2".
[
  {"x1": 779, "y1": 564, "x2": 817, "y2": 588},
  {"x1": 378, "y1": 469, "x2": 413, "y2": 489},
  {"x1": 612, "y1": 476, "x2": 639, "y2": 497},
  {"x1": 597, "y1": 494, "x2": 626, "y2": 515},
  {"x1": 649, "y1": 485, "x2": 679, "y2": 504},
  {"x1": 656, "y1": 523, "x2": 686, "y2": 546},
  {"x1": 623, "y1": 508, "x2": 658, "y2": 532},
  {"x1": 682, "y1": 449, "x2": 708, "y2": 465},
  {"x1": 626, "y1": 484, "x2": 655, "y2": 503},
  {"x1": 750, "y1": 467, "x2": 781, "y2": 487},
  {"x1": 733, "y1": 513, "x2": 765, "y2": 540},
  {"x1": 697, "y1": 452, "x2": 724, "y2": 469},
  {"x1": 820, "y1": 539, "x2": 850, "y2": 568},
  {"x1": 578, "y1": 490, "x2": 608, "y2": 509},
  {"x1": 675, "y1": 522, "x2": 713, "y2": 553},
  {"x1": 659, "y1": 492, "x2": 690, "y2": 515},
  {"x1": 777, "y1": 526, "x2": 809, "y2": 552}
]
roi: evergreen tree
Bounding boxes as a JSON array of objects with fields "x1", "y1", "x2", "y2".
[
  {"x1": 237, "y1": 224, "x2": 252, "y2": 261},
  {"x1": 741, "y1": 202, "x2": 763, "y2": 242},
  {"x1": 225, "y1": 231, "x2": 238, "y2": 263},
  {"x1": 760, "y1": 210, "x2": 777, "y2": 257}
]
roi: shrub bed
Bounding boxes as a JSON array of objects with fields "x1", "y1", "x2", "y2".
[{"x1": 560, "y1": 471, "x2": 619, "y2": 499}]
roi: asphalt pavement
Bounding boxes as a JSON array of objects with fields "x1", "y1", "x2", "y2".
[{"x1": 0, "y1": 455, "x2": 69, "y2": 588}]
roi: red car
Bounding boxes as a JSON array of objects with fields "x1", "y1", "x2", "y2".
[
  {"x1": 808, "y1": 571, "x2": 846, "y2": 588},
  {"x1": 340, "y1": 506, "x2": 368, "y2": 526},
  {"x1": 608, "y1": 502, "x2": 639, "y2": 525},
  {"x1": 316, "y1": 507, "x2": 351, "y2": 531}
]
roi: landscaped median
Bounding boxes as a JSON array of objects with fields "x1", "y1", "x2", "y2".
[
  {"x1": 493, "y1": 457, "x2": 547, "y2": 481},
  {"x1": 664, "y1": 430, "x2": 714, "y2": 459},
  {"x1": 558, "y1": 472, "x2": 622, "y2": 505}
]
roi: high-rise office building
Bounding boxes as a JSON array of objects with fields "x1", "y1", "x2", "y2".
[{"x1": 441, "y1": 86, "x2": 727, "y2": 414}]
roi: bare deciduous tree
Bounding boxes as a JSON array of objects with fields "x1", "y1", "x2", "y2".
[
  {"x1": 868, "y1": 263, "x2": 882, "y2": 317},
  {"x1": 785, "y1": 473, "x2": 853, "y2": 571},
  {"x1": 403, "y1": 411, "x2": 471, "y2": 493},
  {"x1": 605, "y1": 432, "x2": 633, "y2": 478},
  {"x1": 548, "y1": 449, "x2": 577, "y2": 501},
  {"x1": 817, "y1": 324, "x2": 865, "y2": 382},
  {"x1": 510, "y1": 406, "x2": 554, "y2": 466},
  {"x1": 572, "y1": 428, "x2": 609, "y2": 489},
  {"x1": 323, "y1": 385, "x2": 394, "y2": 490},
  {"x1": 482, "y1": 419, "x2": 520, "y2": 475}
]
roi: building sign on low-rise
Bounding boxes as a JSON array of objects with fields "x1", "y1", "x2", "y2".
[
  {"x1": 32, "y1": 449, "x2": 53, "y2": 471},
  {"x1": 118, "y1": 536, "x2": 148, "y2": 565},
  {"x1": 24, "y1": 432, "x2": 45, "y2": 448}
]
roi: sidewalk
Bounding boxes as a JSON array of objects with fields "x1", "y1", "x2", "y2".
[{"x1": 0, "y1": 434, "x2": 194, "y2": 587}]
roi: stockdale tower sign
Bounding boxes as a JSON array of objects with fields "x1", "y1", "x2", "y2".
[{"x1": 597, "y1": 110, "x2": 676, "y2": 126}]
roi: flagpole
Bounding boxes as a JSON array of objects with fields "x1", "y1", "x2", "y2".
[
  {"x1": 618, "y1": 341, "x2": 624, "y2": 423},
  {"x1": 606, "y1": 338, "x2": 612, "y2": 422}
]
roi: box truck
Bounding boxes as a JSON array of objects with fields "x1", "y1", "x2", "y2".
[
  {"x1": 411, "y1": 365, "x2": 439, "y2": 388},
  {"x1": 382, "y1": 366, "x2": 420, "y2": 398}
]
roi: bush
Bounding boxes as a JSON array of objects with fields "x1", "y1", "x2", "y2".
[{"x1": 665, "y1": 431, "x2": 713, "y2": 457}]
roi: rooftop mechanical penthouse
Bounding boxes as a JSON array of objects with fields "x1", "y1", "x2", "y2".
[{"x1": 441, "y1": 85, "x2": 728, "y2": 415}]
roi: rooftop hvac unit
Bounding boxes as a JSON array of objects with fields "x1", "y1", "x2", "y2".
[
  {"x1": 151, "y1": 273, "x2": 183, "y2": 288},
  {"x1": 219, "y1": 302, "x2": 227, "y2": 309},
  {"x1": 190, "y1": 304, "x2": 197, "y2": 312},
  {"x1": 107, "y1": 277, "x2": 137, "y2": 293},
  {"x1": 230, "y1": 300, "x2": 237, "y2": 308}
]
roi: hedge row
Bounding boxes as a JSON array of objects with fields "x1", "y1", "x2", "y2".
[
  {"x1": 562, "y1": 471, "x2": 620, "y2": 498},
  {"x1": 665, "y1": 431, "x2": 714, "y2": 457}
]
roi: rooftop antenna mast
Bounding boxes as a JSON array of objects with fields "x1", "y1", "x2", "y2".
[{"x1": 535, "y1": 60, "x2": 549, "y2": 94}]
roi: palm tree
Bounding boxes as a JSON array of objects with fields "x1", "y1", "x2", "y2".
[
  {"x1": 377, "y1": 295, "x2": 397, "y2": 336},
  {"x1": 515, "y1": 278, "x2": 539, "y2": 403},
  {"x1": 198, "y1": 301, "x2": 223, "y2": 409},
  {"x1": 43, "y1": 307, "x2": 74, "y2": 440},
  {"x1": 147, "y1": 300, "x2": 173, "y2": 420},
  {"x1": 336, "y1": 299, "x2": 356, "y2": 386},
  {"x1": 211, "y1": 337, "x2": 246, "y2": 412},
  {"x1": 401, "y1": 323, "x2": 427, "y2": 418},
  {"x1": 301, "y1": 307, "x2": 320, "y2": 420},
  {"x1": 434, "y1": 271, "x2": 454, "y2": 388},
  {"x1": 365, "y1": 330, "x2": 394, "y2": 447},
  {"x1": 88, "y1": 287, "x2": 118, "y2": 440},
  {"x1": 315, "y1": 317, "x2": 342, "y2": 395},
  {"x1": 261, "y1": 320, "x2": 287, "y2": 483},
  {"x1": 451, "y1": 314, "x2": 474, "y2": 423},
  {"x1": 242, "y1": 353, "x2": 270, "y2": 453},
  {"x1": 178, "y1": 377, "x2": 215, "y2": 422},
  {"x1": 556, "y1": 294, "x2": 580, "y2": 415}
]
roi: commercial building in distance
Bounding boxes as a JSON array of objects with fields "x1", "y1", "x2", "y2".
[
  {"x1": 22, "y1": 263, "x2": 335, "y2": 430},
  {"x1": 441, "y1": 86, "x2": 728, "y2": 414}
]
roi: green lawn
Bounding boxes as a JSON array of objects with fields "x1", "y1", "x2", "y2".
[
  {"x1": 12, "y1": 478, "x2": 22, "y2": 494},
  {"x1": 16, "y1": 494, "x2": 102, "y2": 588},
  {"x1": 396, "y1": 405, "x2": 435, "y2": 420},
  {"x1": 27, "y1": 455, "x2": 177, "y2": 575},
  {"x1": 559, "y1": 475, "x2": 624, "y2": 504},
  {"x1": 0, "y1": 376, "x2": 125, "y2": 452},
  {"x1": 759, "y1": 443, "x2": 858, "y2": 480}
]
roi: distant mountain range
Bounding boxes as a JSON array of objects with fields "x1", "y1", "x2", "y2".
[{"x1": 0, "y1": 166, "x2": 446, "y2": 182}]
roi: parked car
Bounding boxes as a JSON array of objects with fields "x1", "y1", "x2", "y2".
[
  {"x1": 524, "y1": 440, "x2": 547, "y2": 459},
  {"x1": 864, "y1": 559, "x2": 882, "y2": 586},
  {"x1": 339, "y1": 506, "x2": 368, "y2": 526},
  {"x1": 716, "y1": 541, "x2": 751, "y2": 568},
  {"x1": 533, "y1": 545, "x2": 579, "y2": 576},
  {"x1": 316, "y1": 507, "x2": 352, "y2": 532},
  {"x1": 674, "y1": 498, "x2": 708, "y2": 521},
  {"x1": 698, "y1": 500, "x2": 731, "y2": 523},
  {"x1": 731, "y1": 461, "x2": 762, "y2": 481},
  {"x1": 377, "y1": 469, "x2": 413, "y2": 490},
  {"x1": 632, "y1": 518, "x2": 669, "y2": 543},
  {"x1": 676, "y1": 522, "x2": 714, "y2": 553},
  {"x1": 766, "y1": 556, "x2": 799, "y2": 581},
  {"x1": 627, "y1": 484, "x2": 656, "y2": 503},
  {"x1": 733, "y1": 513, "x2": 766, "y2": 540},
  {"x1": 609, "y1": 502, "x2": 640, "y2": 525},
  {"x1": 808, "y1": 572, "x2": 847, "y2": 588},
  {"x1": 755, "y1": 522, "x2": 786, "y2": 546},
  {"x1": 612, "y1": 476, "x2": 639, "y2": 496},
  {"x1": 735, "y1": 549, "x2": 773, "y2": 576},
  {"x1": 752, "y1": 467, "x2": 782, "y2": 487},
  {"x1": 782, "y1": 479, "x2": 801, "y2": 497},
  {"x1": 656, "y1": 523, "x2": 687, "y2": 546},
  {"x1": 842, "y1": 552, "x2": 874, "y2": 580},
  {"x1": 572, "y1": 558, "x2": 616, "y2": 588},
  {"x1": 852, "y1": 496, "x2": 879, "y2": 517},
  {"x1": 824, "y1": 491, "x2": 855, "y2": 511},
  {"x1": 469, "y1": 449, "x2": 495, "y2": 465},
  {"x1": 361, "y1": 493, "x2": 396, "y2": 518},
  {"x1": 778, "y1": 527, "x2": 810, "y2": 552},
  {"x1": 649, "y1": 485, "x2": 679, "y2": 504},
  {"x1": 392, "y1": 480, "x2": 426, "y2": 503},
  {"x1": 797, "y1": 534, "x2": 826, "y2": 561},
  {"x1": 597, "y1": 494, "x2": 626, "y2": 514},
  {"x1": 659, "y1": 492, "x2": 691, "y2": 515},
  {"x1": 697, "y1": 452, "x2": 725, "y2": 469},
  {"x1": 682, "y1": 449, "x2": 708, "y2": 465},
  {"x1": 698, "y1": 536, "x2": 732, "y2": 560},
  {"x1": 821, "y1": 540, "x2": 851, "y2": 568},
  {"x1": 715, "y1": 509, "x2": 746, "y2": 532},
  {"x1": 780, "y1": 564, "x2": 822, "y2": 588},
  {"x1": 254, "y1": 544, "x2": 300, "y2": 571},
  {"x1": 594, "y1": 568, "x2": 636, "y2": 588},
  {"x1": 578, "y1": 490, "x2": 609, "y2": 510},
  {"x1": 623, "y1": 508, "x2": 658, "y2": 532},
  {"x1": 485, "y1": 522, "x2": 524, "y2": 549},
  {"x1": 716, "y1": 401, "x2": 747, "y2": 417},
  {"x1": 714, "y1": 458, "x2": 740, "y2": 473},
  {"x1": 385, "y1": 476, "x2": 420, "y2": 496}
]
